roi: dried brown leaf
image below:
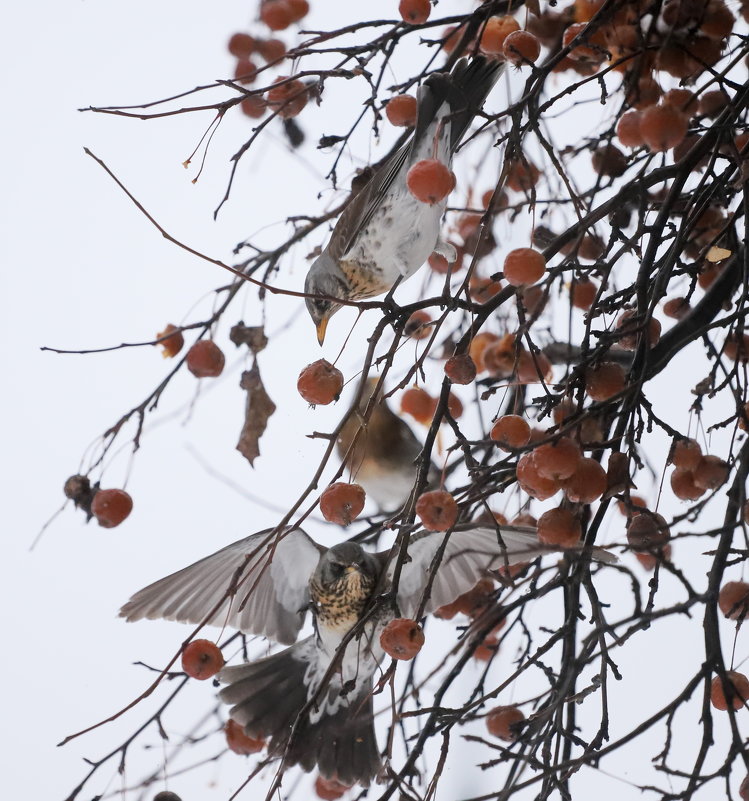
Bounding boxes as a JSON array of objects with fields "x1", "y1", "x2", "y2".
[
  {"x1": 237, "y1": 363, "x2": 276, "y2": 467},
  {"x1": 230, "y1": 323, "x2": 268, "y2": 354}
]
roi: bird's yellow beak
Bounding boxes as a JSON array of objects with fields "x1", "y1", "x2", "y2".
[
  {"x1": 316, "y1": 316, "x2": 329, "y2": 346},
  {"x1": 345, "y1": 564, "x2": 359, "y2": 574}
]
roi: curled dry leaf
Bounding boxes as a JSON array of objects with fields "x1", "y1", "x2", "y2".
[
  {"x1": 237, "y1": 362, "x2": 277, "y2": 467},
  {"x1": 230, "y1": 322, "x2": 269, "y2": 354},
  {"x1": 706, "y1": 246, "x2": 731, "y2": 263}
]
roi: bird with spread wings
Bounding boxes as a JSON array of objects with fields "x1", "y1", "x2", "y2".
[{"x1": 120, "y1": 524, "x2": 613, "y2": 787}]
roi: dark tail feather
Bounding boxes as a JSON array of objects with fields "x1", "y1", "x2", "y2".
[
  {"x1": 219, "y1": 640, "x2": 381, "y2": 787},
  {"x1": 416, "y1": 56, "x2": 504, "y2": 151}
]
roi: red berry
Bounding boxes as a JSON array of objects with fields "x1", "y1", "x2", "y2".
[
  {"x1": 585, "y1": 362, "x2": 626, "y2": 401},
  {"x1": 480, "y1": 15, "x2": 520, "y2": 55},
  {"x1": 670, "y1": 468, "x2": 706, "y2": 501},
  {"x1": 267, "y1": 76, "x2": 307, "y2": 119},
  {"x1": 416, "y1": 490, "x2": 458, "y2": 531},
  {"x1": 563, "y1": 457, "x2": 607, "y2": 504},
  {"x1": 91, "y1": 488, "x2": 133, "y2": 528},
  {"x1": 400, "y1": 387, "x2": 437, "y2": 424},
  {"x1": 257, "y1": 38, "x2": 286, "y2": 62},
  {"x1": 670, "y1": 438, "x2": 702, "y2": 470},
  {"x1": 718, "y1": 581, "x2": 749, "y2": 620},
  {"x1": 616, "y1": 110, "x2": 644, "y2": 148},
  {"x1": 491, "y1": 415, "x2": 531, "y2": 451},
  {"x1": 241, "y1": 95, "x2": 267, "y2": 119},
  {"x1": 503, "y1": 248, "x2": 546, "y2": 287},
  {"x1": 319, "y1": 482, "x2": 366, "y2": 526},
  {"x1": 234, "y1": 59, "x2": 258, "y2": 85},
  {"x1": 182, "y1": 639, "x2": 224, "y2": 680},
  {"x1": 399, "y1": 0, "x2": 430, "y2": 24},
  {"x1": 639, "y1": 104, "x2": 688, "y2": 153},
  {"x1": 627, "y1": 512, "x2": 670, "y2": 552},
  {"x1": 533, "y1": 437, "x2": 582, "y2": 481},
  {"x1": 710, "y1": 671, "x2": 749, "y2": 711},
  {"x1": 516, "y1": 452, "x2": 561, "y2": 501},
  {"x1": 155, "y1": 324, "x2": 184, "y2": 358},
  {"x1": 297, "y1": 359, "x2": 344, "y2": 405},
  {"x1": 537, "y1": 507, "x2": 582, "y2": 548},
  {"x1": 186, "y1": 340, "x2": 225, "y2": 378},
  {"x1": 260, "y1": 0, "x2": 294, "y2": 31},
  {"x1": 228, "y1": 33, "x2": 257, "y2": 59},
  {"x1": 404, "y1": 310, "x2": 432, "y2": 339},
  {"x1": 486, "y1": 705, "x2": 525, "y2": 740},
  {"x1": 444, "y1": 354, "x2": 477, "y2": 385},
  {"x1": 502, "y1": 30, "x2": 541, "y2": 65},
  {"x1": 663, "y1": 297, "x2": 690, "y2": 319},
  {"x1": 406, "y1": 159, "x2": 455, "y2": 205},
  {"x1": 693, "y1": 455, "x2": 729, "y2": 490},
  {"x1": 314, "y1": 775, "x2": 349, "y2": 800},
  {"x1": 385, "y1": 95, "x2": 417, "y2": 127},
  {"x1": 380, "y1": 618, "x2": 425, "y2": 660},
  {"x1": 225, "y1": 719, "x2": 265, "y2": 755},
  {"x1": 570, "y1": 278, "x2": 598, "y2": 310},
  {"x1": 563, "y1": 22, "x2": 605, "y2": 62},
  {"x1": 287, "y1": 0, "x2": 310, "y2": 22}
]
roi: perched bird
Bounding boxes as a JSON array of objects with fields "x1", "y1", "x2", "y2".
[
  {"x1": 120, "y1": 525, "x2": 614, "y2": 787},
  {"x1": 336, "y1": 378, "x2": 440, "y2": 510},
  {"x1": 305, "y1": 57, "x2": 504, "y2": 343}
]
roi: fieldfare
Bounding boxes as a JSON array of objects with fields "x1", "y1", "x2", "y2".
[
  {"x1": 336, "y1": 378, "x2": 439, "y2": 510},
  {"x1": 120, "y1": 524, "x2": 613, "y2": 786},
  {"x1": 305, "y1": 56, "x2": 504, "y2": 343}
]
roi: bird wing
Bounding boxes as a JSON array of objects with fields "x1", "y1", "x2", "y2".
[
  {"x1": 119, "y1": 528, "x2": 325, "y2": 645},
  {"x1": 392, "y1": 525, "x2": 615, "y2": 617}
]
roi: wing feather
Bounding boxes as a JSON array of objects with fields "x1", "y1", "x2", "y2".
[{"x1": 119, "y1": 528, "x2": 324, "y2": 645}]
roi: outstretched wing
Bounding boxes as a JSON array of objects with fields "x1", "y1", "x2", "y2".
[
  {"x1": 392, "y1": 525, "x2": 615, "y2": 617},
  {"x1": 119, "y1": 528, "x2": 324, "y2": 645}
]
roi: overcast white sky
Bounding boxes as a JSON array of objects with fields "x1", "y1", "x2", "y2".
[{"x1": 3, "y1": 2, "x2": 748, "y2": 800}]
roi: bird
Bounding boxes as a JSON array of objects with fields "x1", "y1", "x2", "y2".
[
  {"x1": 305, "y1": 56, "x2": 504, "y2": 344},
  {"x1": 119, "y1": 524, "x2": 614, "y2": 787},
  {"x1": 336, "y1": 377, "x2": 440, "y2": 510}
]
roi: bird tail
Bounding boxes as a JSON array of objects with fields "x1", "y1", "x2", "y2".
[
  {"x1": 416, "y1": 56, "x2": 504, "y2": 152},
  {"x1": 219, "y1": 637, "x2": 381, "y2": 787}
]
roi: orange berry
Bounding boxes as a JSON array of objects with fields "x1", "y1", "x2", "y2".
[
  {"x1": 670, "y1": 468, "x2": 706, "y2": 501},
  {"x1": 627, "y1": 512, "x2": 670, "y2": 552},
  {"x1": 297, "y1": 359, "x2": 344, "y2": 405},
  {"x1": 710, "y1": 671, "x2": 749, "y2": 711},
  {"x1": 534, "y1": 437, "x2": 582, "y2": 481},
  {"x1": 260, "y1": 0, "x2": 293, "y2": 31},
  {"x1": 380, "y1": 618, "x2": 425, "y2": 660},
  {"x1": 91, "y1": 488, "x2": 133, "y2": 528},
  {"x1": 320, "y1": 482, "x2": 366, "y2": 526},
  {"x1": 663, "y1": 88, "x2": 698, "y2": 115},
  {"x1": 228, "y1": 33, "x2": 257, "y2": 59},
  {"x1": 469, "y1": 275, "x2": 503, "y2": 303},
  {"x1": 491, "y1": 415, "x2": 531, "y2": 450},
  {"x1": 663, "y1": 297, "x2": 690, "y2": 319},
  {"x1": 486, "y1": 705, "x2": 525, "y2": 741},
  {"x1": 266, "y1": 76, "x2": 307, "y2": 118},
  {"x1": 385, "y1": 95, "x2": 418, "y2": 127},
  {"x1": 182, "y1": 639, "x2": 224, "y2": 680},
  {"x1": 241, "y1": 95, "x2": 267, "y2": 119},
  {"x1": 671, "y1": 437, "x2": 702, "y2": 470},
  {"x1": 400, "y1": 386, "x2": 437, "y2": 424},
  {"x1": 404, "y1": 310, "x2": 432, "y2": 339},
  {"x1": 579, "y1": 233, "x2": 605, "y2": 261},
  {"x1": 503, "y1": 248, "x2": 546, "y2": 287},
  {"x1": 257, "y1": 38, "x2": 286, "y2": 62},
  {"x1": 435, "y1": 578, "x2": 496, "y2": 620},
  {"x1": 615, "y1": 309, "x2": 661, "y2": 350},
  {"x1": 469, "y1": 332, "x2": 500, "y2": 373},
  {"x1": 480, "y1": 16, "x2": 520, "y2": 55},
  {"x1": 447, "y1": 392, "x2": 463, "y2": 419},
  {"x1": 473, "y1": 634, "x2": 500, "y2": 661},
  {"x1": 616, "y1": 110, "x2": 644, "y2": 147},
  {"x1": 639, "y1": 104, "x2": 688, "y2": 153},
  {"x1": 693, "y1": 455, "x2": 729, "y2": 490},
  {"x1": 225, "y1": 719, "x2": 265, "y2": 755},
  {"x1": 416, "y1": 489, "x2": 459, "y2": 531},
  {"x1": 287, "y1": 0, "x2": 309, "y2": 22},
  {"x1": 719, "y1": 581, "x2": 749, "y2": 620},
  {"x1": 155, "y1": 324, "x2": 184, "y2": 358},
  {"x1": 314, "y1": 775, "x2": 349, "y2": 801},
  {"x1": 635, "y1": 543, "x2": 671, "y2": 571},
  {"x1": 563, "y1": 457, "x2": 607, "y2": 503},
  {"x1": 406, "y1": 159, "x2": 455, "y2": 205},
  {"x1": 186, "y1": 340, "x2": 225, "y2": 378},
  {"x1": 506, "y1": 159, "x2": 540, "y2": 193},
  {"x1": 537, "y1": 507, "x2": 582, "y2": 548},
  {"x1": 502, "y1": 30, "x2": 541, "y2": 65},
  {"x1": 625, "y1": 76, "x2": 662, "y2": 111},
  {"x1": 516, "y1": 350, "x2": 553, "y2": 384},
  {"x1": 516, "y1": 452, "x2": 561, "y2": 501},
  {"x1": 617, "y1": 493, "x2": 647, "y2": 516},
  {"x1": 563, "y1": 22, "x2": 605, "y2": 62},
  {"x1": 444, "y1": 354, "x2": 477, "y2": 385},
  {"x1": 570, "y1": 277, "x2": 598, "y2": 310},
  {"x1": 234, "y1": 59, "x2": 258, "y2": 84},
  {"x1": 585, "y1": 361, "x2": 626, "y2": 401},
  {"x1": 399, "y1": 0, "x2": 431, "y2": 24}
]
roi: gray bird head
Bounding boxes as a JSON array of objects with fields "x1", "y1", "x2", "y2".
[
  {"x1": 314, "y1": 542, "x2": 380, "y2": 588},
  {"x1": 304, "y1": 252, "x2": 349, "y2": 345}
]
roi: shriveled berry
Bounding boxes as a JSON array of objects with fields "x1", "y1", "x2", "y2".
[
  {"x1": 257, "y1": 38, "x2": 286, "y2": 62},
  {"x1": 297, "y1": 359, "x2": 344, "y2": 405},
  {"x1": 241, "y1": 95, "x2": 267, "y2": 119},
  {"x1": 225, "y1": 719, "x2": 265, "y2": 755},
  {"x1": 182, "y1": 639, "x2": 224, "y2": 680},
  {"x1": 615, "y1": 309, "x2": 661, "y2": 350},
  {"x1": 627, "y1": 512, "x2": 670, "y2": 552},
  {"x1": 592, "y1": 144, "x2": 627, "y2": 177},
  {"x1": 155, "y1": 324, "x2": 184, "y2": 358},
  {"x1": 91, "y1": 488, "x2": 133, "y2": 528},
  {"x1": 406, "y1": 159, "x2": 455, "y2": 205},
  {"x1": 718, "y1": 581, "x2": 749, "y2": 620},
  {"x1": 186, "y1": 340, "x2": 225, "y2": 378},
  {"x1": 570, "y1": 277, "x2": 598, "y2": 310},
  {"x1": 380, "y1": 618, "x2": 425, "y2": 660},
  {"x1": 320, "y1": 482, "x2": 366, "y2": 526},
  {"x1": 486, "y1": 705, "x2": 525, "y2": 740},
  {"x1": 416, "y1": 490, "x2": 458, "y2": 531},
  {"x1": 267, "y1": 76, "x2": 307, "y2": 118}
]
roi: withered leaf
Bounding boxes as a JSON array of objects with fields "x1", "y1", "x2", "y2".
[
  {"x1": 237, "y1": 363, "x2": 276, "y2": 467},
  {"x1": 230, "y1": 322, "x2": 268, "y2": 354}
]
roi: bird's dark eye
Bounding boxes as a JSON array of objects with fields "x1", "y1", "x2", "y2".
[{"x1": 330, "y1": 561, "x2": 345, "y2": 575}]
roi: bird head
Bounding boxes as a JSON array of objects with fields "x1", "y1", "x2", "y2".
[
  {"x1": 304, "y1": 253, "x2": 349, "y2": 345},
  {"x1": 315, "y1": 542, "x2": 379, "y2": 590}
]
